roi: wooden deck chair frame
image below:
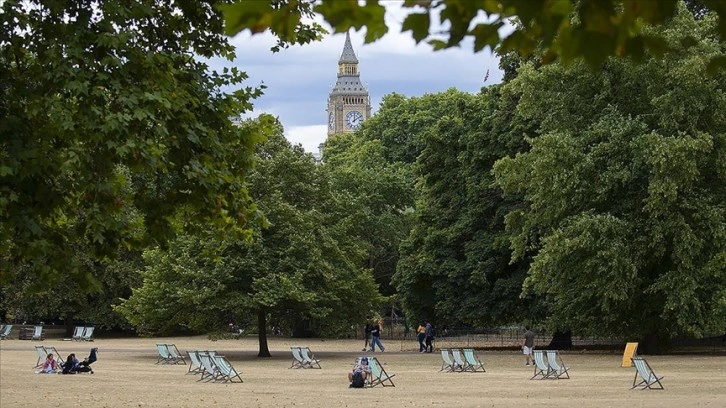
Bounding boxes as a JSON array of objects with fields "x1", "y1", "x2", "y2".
[
  {"x1": 31, "y1": 326, "x2": 44, "y2": 341},
  {"x1": 301, "y1": 347, "x2": 322, "y2": 369},
  {"x1": 546, "y1": 350, "x2": 570, "y2": 379},
  {"x1": 631, "y1": 357, "x2": 664, "y2": 390},
  {"x1": 440, "y1": 349, "x2": 455, "y2": 372},
  {"x1": 462, "y1": 348, "x2": 486, "y2": 372},
  {"x1": 451, "y1": 349, "x2": 470, "y2": 372},
  {"x1": 34, "y1": 345, "x2": 47, "y2": 368},
  {"x1": 212, "y1": 355, "x2": 243, "y2": 383},
  {"x1": 198, "y1": 352, "x2": 221, "y2": 382},
  {"x1": 166, "y1": 344, "x2": 186, "y2": 364},
  {"x1": 367, "y1": 357, "x2": 395, "y2": 387},
  {"x1": 531, "y1": 350, "x2": 554, "y2": 379},
  {"x1": 156, "y1": 344, "x2": 175, "y2": 365},
  {"x1": 290, "y1": 347, "x2": 307, "y2": 369},
  {"x1": 0, "y1": 324, "x2": 13, "y2": 339}
]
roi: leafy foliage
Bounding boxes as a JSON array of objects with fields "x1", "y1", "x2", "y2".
[{"x1": 222, "y1": 0, "x2": 726, "y2": 71}]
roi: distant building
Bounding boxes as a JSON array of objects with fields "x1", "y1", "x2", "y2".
[{"x1": 326, "y1": 31, "x2": 371, "y2": 137}]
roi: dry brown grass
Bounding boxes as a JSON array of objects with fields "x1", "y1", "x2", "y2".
[{"x1": 1, "y1": 336, "x2": 725, "y2": 407}]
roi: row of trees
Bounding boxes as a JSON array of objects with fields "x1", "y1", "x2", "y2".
[{"x1": 3, "y1": 1, "x2": 725, "y2": 354}]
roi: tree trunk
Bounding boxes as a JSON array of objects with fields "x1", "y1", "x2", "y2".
[
  {"x1": 257, "y1": 308, "x2": 271, "y2": 358},
  {"x1": 547, "y1": 331, "x2": 573, "y2": 350},
  {"x1": 64, "y1": 317, "x2": 74, "y2": 338}
]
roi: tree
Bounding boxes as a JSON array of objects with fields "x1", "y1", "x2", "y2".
[
  {"x1": 117, "y1": 117, "x2": 382, "y2": 356},
  {"x1": 0, "y1": 0, "x2": 329, "y2": 290},
  {"x1": 493, "y1": 6, "x2": 726, "y2": 352},
  {"x1": 222, "y1": 0, "x2": 726, "y2": 73}
]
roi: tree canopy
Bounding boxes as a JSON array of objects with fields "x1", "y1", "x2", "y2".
[{"x1": 222, "y1": 0, "x2": 726, "y2": 73}]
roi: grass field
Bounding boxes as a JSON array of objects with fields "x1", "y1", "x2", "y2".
[{"x1": 1, "y1": 336, "x2": 725, "y2": 407}]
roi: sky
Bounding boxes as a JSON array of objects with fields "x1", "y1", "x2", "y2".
[{"x1": 220, "y1": 3, "x2": 504, "y2": 153}]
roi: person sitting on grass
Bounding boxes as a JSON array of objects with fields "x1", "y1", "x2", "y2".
[
  {"x1": 348, "y1": 357, "x2": 372, "y2": 388},
  {"x1": 39, "y1": 353, "x2": 59, "y2": 374},
  {"x1": 61, "y1": 348, "x2": 97, "y2": 374}
]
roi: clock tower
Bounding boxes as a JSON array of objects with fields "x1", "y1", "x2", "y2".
[{"x1": 326, "y1": 31, "x2": 371, "y2": 136}]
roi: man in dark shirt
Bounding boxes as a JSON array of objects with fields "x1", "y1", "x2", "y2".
[{"x1": 523, "y1": 327, "x2": 535, "y2": 366}]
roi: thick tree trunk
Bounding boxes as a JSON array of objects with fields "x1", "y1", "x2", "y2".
[
  {"x1": 547, "y1": 331, "x2": 573, "y2": 350},
  {"x1": 64, "y1": 317, "x2": 74, "y2": 338},
  {"x1": 257, "y1": 309, "x2": 271, "y2": 358}
]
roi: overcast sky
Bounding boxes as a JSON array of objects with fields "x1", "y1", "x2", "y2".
[{"x1": 220, "y1": 3, "x2": 504, "y2": 153}]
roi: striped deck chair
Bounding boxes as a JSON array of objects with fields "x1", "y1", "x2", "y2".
[
  {"x1": 44, "y1": 346, "x2": 63, "y2": 363},
  {"x1": 368, "y1": 357, "x2": 395, "y2": 387},
  {"x1": 198, "y1": 352, "x2": 221, "y2": 382},
  {"x1": 34, "y1": 345, "x2": 48, "y2": 368},
  {"x1": 31, "y1": 326, "x2": 44, "y2": 341},
  {"x1": 0, "y1": 324, "x2": 13, "y2": 339},
  {"x1": 301, "y1": 347, "x2": 322, "y2": 369},
  {"x1": 212, "y1": 355, "x2": 243, "y2": 383},
  {"x1": 80, "y1": 326, "x2": 94, "y2": 341},
  {"x1": 71, "y1": 326, "x2": 84, "y2": 341},
  {"x1": 451, "y1": 349, "x2": 469, "y2": 372},
  {"x1": 463, "y1": 348, "x2": 486, "y2": 372},
  {"x1": 631, "y1": 357, "x2": 664, "y2": 390},
  {"x1": 531, "y1": 350, "x2": 554, "y2": 379},
  {"x1": 187, "y1": 351, "x2": 204, "y2": 374},
  {"x1": 546, "y1": 350, "x2": 570, "y2": 379},
  {"x1": 156, "y1": 344, "x2": 175, "y2": 364},
  {"x1": 440, "y1": 349, "x2": 455, "y2": 372},
  {"x1": 166, "y1": 344, "x2": 186, "y2": 364},
  {"x1": 290, "y1": 347, "x2": 307, "y2": 369}
]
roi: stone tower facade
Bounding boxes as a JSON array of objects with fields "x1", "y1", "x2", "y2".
[{"x1": 326, "y1": 31, "x2": 371, "y2": 136}]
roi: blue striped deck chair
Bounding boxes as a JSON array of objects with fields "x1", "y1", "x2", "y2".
[
  {"x1": 463, "y1": 348, "x2": 486, "y2": 372},
  {"x1": 156, "y1": 344, "x2": 175, "y2": 365},
  {"x1": 31, "y1": 326, "x2": 44, "y2": 341},
  {"x1": 80, "y1": 326, "x2": 94, "y2": 342},
  {"x1": 1, "y1": 324, "x2": 13, "y2": 339},
  {"x1": 368, "y1": 357, "x2": 395, "y2": 387},
  {"x1": 531, "y1": 350, "x2": 554, "y2": 379},
  {"x1": 71, "y1": 326, "x2": 84, "y2": 341},
  {"x1": 290, "y1": 347, "x2": 307, "y2": 369},
  {"x1": 166, "y1": 344, "x2": 186, "y2": 364},
  {"x1": 187, "y1": 351, "x2": 203, "y2": 374},
  {"x1": 34, "y1": 345, "x2": 47, "y2": 368},
  {"x1": 546, "y1": 350, "x2": 570, "y2": 379},
  {"x1": 198, "y1": 352, "x2": 221, "y2": 382},
  {"x1": 301, "y1": 347, "x2": 322, "y2": 369},
  {"x1": 212, "y1": 355, "x2": 243, "y2": 383},
  {"x1": 451, "y1": 349, "x2": 469, "y2": 372},
  {"x1": 631, "y1": 357, "x2": 664, "y2": 390},
  {"x1": 440, "y1": 349, "x2": 455, "y2": 372}
]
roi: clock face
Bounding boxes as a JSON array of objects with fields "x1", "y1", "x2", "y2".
[
  {"x1": 345, "y1": 110, "x2": 363, "y2": 129},
  {"x1": 328, "y1": 112, "x2": 334, "y2": 130}
]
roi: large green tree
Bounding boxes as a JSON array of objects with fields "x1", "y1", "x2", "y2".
[
  {"x1": 493, "y1": 6, "x2": 726, "y2": 352},
  {"x1": 118, "y1": 118, "x2": 382, "y2": 356},
  {"x1": 0, "y1": 0, "x2": 328, "y2": 290}
]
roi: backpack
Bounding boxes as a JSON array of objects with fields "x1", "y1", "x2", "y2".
[{"x1": 350, "y1": 371, "x2": 365, "y2": 388}]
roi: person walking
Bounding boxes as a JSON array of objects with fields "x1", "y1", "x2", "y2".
[
  {"x1": 523, "y1": 326, "x2": 535, "y2": 366},
  {"x1": 425, "y1": 322, "x2": 434, "y2": 353},
  {"x1": 416, "y1": 322, "x2": 427, "y2": 353},
  {"x1": 362, "y1": 322, "x2": 372, "y2": 352},
  {"x1": 369, "y1": 320, "x2": 385, "y2": 352}
]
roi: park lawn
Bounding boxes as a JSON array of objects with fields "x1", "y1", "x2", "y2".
[{"x1": 1, "y1": 336, "x2": 724, "y2": 407}]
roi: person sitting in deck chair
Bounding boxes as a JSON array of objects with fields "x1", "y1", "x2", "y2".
[{"x1": 348, "y1": 357, "x2": 371, "y2": 388}]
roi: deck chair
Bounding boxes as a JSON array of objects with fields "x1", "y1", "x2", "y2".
[
  {"x1": 156, "y1": 344, "x2": 175, "y2": 364},
  {"x1": 290, "y1": 347, "x2": 307, "y2": 369},
  {"x1": 212, "y1": 355, "x2": 243, "y2": 383},
  {"x1": 631, "y1": 357, "x2": 664, "y2": 390},
  {"x1": 367, "y1": 357, "x2": 395, "y2": 387},
  {"x1": 80, "y1": 326, "x2": 94, "y2": 341},
  {"x1": 34, "y1": 345, "x2": 48, "y2": 368},
  {"x1": 546, "y1": 350, "x2": 570, "y2": 379},
  {"x1": 531, "y1": 350, "x2": 554, "y2": 379},
  {"x1": 31, "y1": 326, "x2": 44, "y2": 341},
  {"x1": 451, "y1": 349, "x2": 469, "y2": 372},
  {"x1": 43, "y1": 346, "x2": 63, "y2": 364},
  {"x1": 440, "y1": 349, "x2": 455, "y2": 372},
  {"x1": 166, "y1": 344, "x2": 186, "y2": 364},
  {"x1": 198, "y1": 352, "x2": 221, "y2": 382},
  {"x1": 187, "y1": 351, "x2": 204, "y2": 374},
  {"x1": 301, "y1": 347, "x2": 322, "y2": 369},
  {"x1": 0, "y1": 324, "x2": 12, "y2": 339},
  {"x1": 71, "y1": 326, "x2": 84, "y2": 341},
  {"x1": 463, "y1": 348, "x2": 486, "y2": 372}
]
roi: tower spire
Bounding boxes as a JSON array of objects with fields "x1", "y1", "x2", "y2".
[{"x1": 339, "y1": 31, "x2": 358, "y2": 64}]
